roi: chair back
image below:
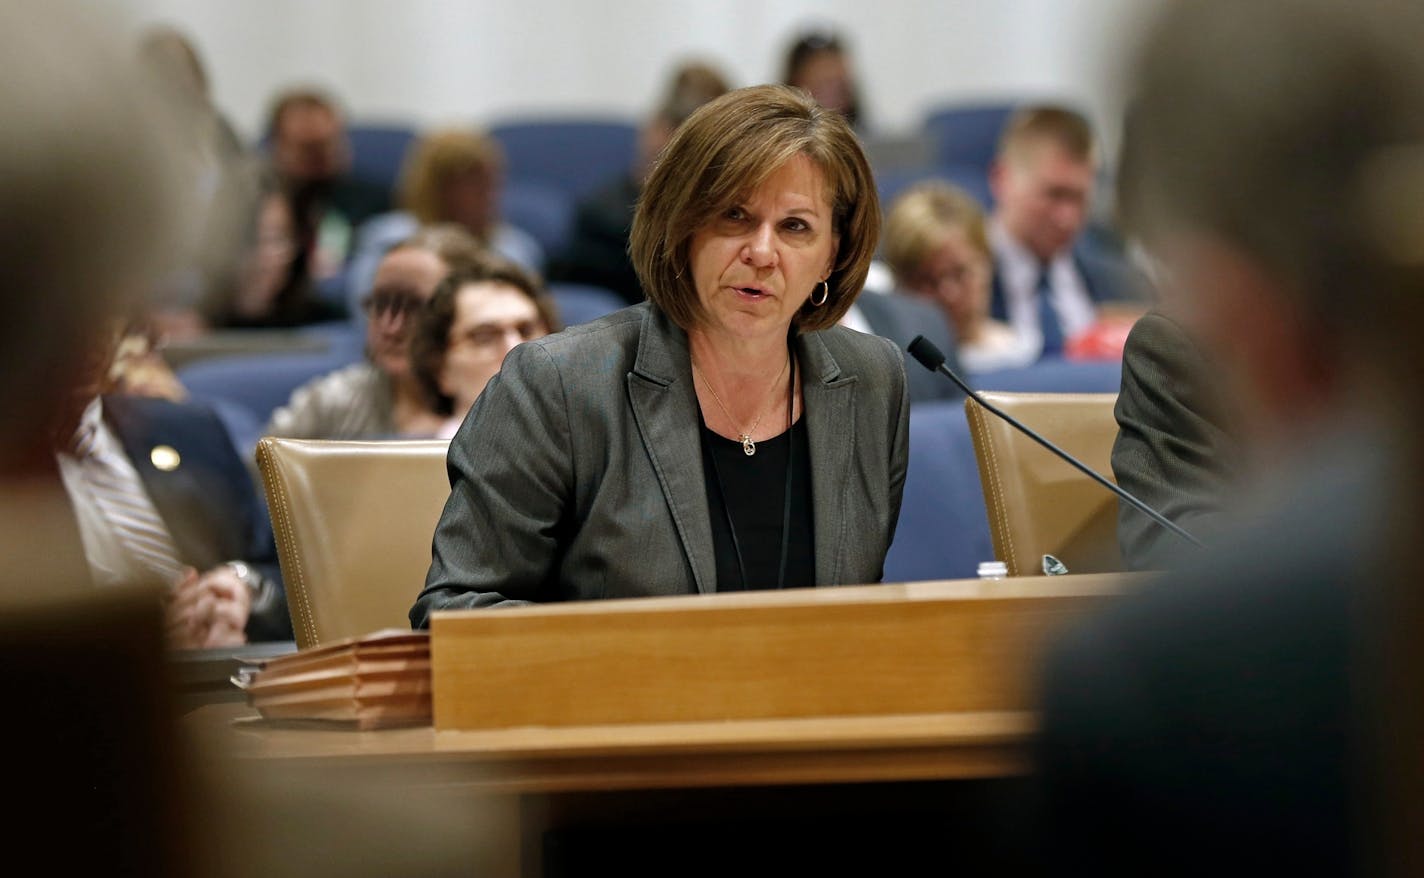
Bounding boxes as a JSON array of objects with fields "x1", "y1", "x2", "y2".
[
  {"x1": 346, "y1": 122, "x2": 417, "y2": 197},
  {"x1": 965, "y1": 392, "x2": 1121, "y2": 576},
  {"x1": 548, "y1": 282, "x2": 627, "y2": 326},
  {"x1": 489, "y1": 117, "x2": 638, "y2": 200},
  {"x1": 922, "y1": 101, "x2": 1018, "y2": 174},
  {"x1": 257, "y1": 437, "x2": 451, "y2": 649}
]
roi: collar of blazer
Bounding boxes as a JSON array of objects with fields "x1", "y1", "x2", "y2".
[{"x1": 627, "y1": 303, "x2": 860, "y2": 592}]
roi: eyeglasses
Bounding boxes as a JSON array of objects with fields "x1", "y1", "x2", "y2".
[
  {"x1": 361, "y1": 291, "x2": 425, "y2": 320},
  {"x1": 454, "y1": 320, "x2": 547, "y2": 353}
]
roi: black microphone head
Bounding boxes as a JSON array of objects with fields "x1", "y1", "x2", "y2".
[{"x1": 906, "y1": 335, "x2": 946, "y2": 372}]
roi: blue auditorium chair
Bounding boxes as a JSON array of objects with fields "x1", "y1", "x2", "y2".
[
  {"x1": 178, "y1": 348, "x2": 361, "y2": 435},
  {"x1": 922, "y1": 102, "x2": 1018, "y2": 174},
  {"x1": 501, "y1": 180, "x2": 576, "y2": 258},
  {"x1": 883, "y1": 401, "x2": 995, "y2": 582},
  {"x1": 547, "y1": 283, "x2": 629, "y2": 328},
  {"x1": 973, "y1": 358, "x2": 1123, "y2": 394},
  {"x1": 346, "y1": 123, "x2": 417, "y2": 196},
  {"x1": 875, "y1": 162, "x2": 993, "y2": 211},
  {"x1": 489, "y1": 118, "x2": 638, "y2": 201}
]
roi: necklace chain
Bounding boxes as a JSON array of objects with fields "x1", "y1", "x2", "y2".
[{"x1": 693, "y1": 356, "x2": 789, "y2": 456}]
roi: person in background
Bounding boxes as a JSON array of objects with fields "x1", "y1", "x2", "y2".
[
  {"x1": 55, "y1": 324, "x2": 290, "y2": 647},
  {"x1": 411, "y1": 84, "x2": 905, "y2": 621},
  {"x1": 345, "y1": 128, "x2": 544, "y2": 320},
  {"x1": 549, "y1": 59, "x2": 731, "y2": 304},
  {"x1": 1035, "y1": 0, "x2": 1424, "y2": 872},
  {"x1": 136, "y1": 24, "x2": 261, "y2": 342},
  {"x1": 1110, "y1": 305, "x2": 1242, "y2": 571},
  {"x1": 782, "y1": 27, "x2": 865, "y2": 131},
  {"x1": 200, "y1": 172, "x2": 325, "y2": 329},
  {"x1": 264, "y1": 224, "x2": 486, "y2": 441},
  {"x1": 987, "y1": 105, "x2": 1147, "y2": 360},
  {"x1": 884, "y1": 180, "x2": 1036, "y2": 373},
  {"x1": 265, "y1": 87, "x2": 390, "y2": 301},
  {"x1": 409, "y1": 257, "x2": 559, "y2": 439}
]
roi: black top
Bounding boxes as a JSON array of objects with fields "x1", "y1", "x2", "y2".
[{"x1": 700, "y1": 417, "x2": 815, "y2": 591}]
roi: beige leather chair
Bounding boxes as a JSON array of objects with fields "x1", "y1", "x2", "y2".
[
  {"x1": 965, "y1": 392, "x2": 1122, "y2": 577},
  {"x1": 257, "y1": 438, "x2": 451, "y2": 649}
]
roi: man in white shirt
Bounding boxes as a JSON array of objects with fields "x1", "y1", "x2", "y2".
[{"x1": 987, "y1": 105, "x2": 1127, "y2": 358}]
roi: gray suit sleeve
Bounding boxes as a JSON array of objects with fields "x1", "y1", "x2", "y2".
[
  {"x1": 1110, "y1": 313, "x2": 1235, "y2": 570},
  {"x1": 410, "y1": 343, "x2": 573, "y2": 625}
]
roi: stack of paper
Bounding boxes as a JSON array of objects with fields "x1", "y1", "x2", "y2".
[{"x1": 232, "y1": 629, "x2": 431, "y2": 729}]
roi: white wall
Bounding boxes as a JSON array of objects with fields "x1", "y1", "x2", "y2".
[{"x1": 111, "y1": 0, "x2": 1162, "y2": 154}]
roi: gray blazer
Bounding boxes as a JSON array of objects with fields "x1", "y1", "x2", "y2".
[{"x1": 410, "y1": 302, "x2": 910, "y2": 624}]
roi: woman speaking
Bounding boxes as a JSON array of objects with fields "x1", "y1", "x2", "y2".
[{"x1": 410, "y1": 85, "x2": 908, "y2": 622}]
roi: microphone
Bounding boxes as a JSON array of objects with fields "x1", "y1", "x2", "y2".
[{"x1": 906, "y1": 335, "x2": 1204, "y2": 551}]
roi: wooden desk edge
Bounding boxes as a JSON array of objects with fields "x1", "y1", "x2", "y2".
[{"x1": 189, "y1": 703, "x2": 1035, "y2": 793}]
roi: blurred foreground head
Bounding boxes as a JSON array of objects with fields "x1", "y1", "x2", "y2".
[
  {"x1": 0, "y1": 1, "x2": 180, "y2": 475},
  {"x1": 1119, "y1": 0, "x2": 1424, "y2": 444}
]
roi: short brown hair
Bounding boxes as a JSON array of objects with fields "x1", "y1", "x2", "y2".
[
  {"x1": 397, "y1": 129, "x2": 505, "y2": 227},
  {"x1": 630, "y1": 84, "x2": 879, "y2": 333},
  {"x1": 997, "y1": 104, "x2": 1096, "y2": 166},
  {"x1": 883, "y1": 181, "x2": 990, "y2": 287},
  {"x1": 410, "y1": 257, "x2": 560, "y2": 415},
  {"x1": 388, "y1": 223, "x2": 489, "y2": 275}
]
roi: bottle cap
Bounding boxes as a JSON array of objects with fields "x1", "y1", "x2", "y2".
[{"x1": 977, "y1": 561, "x2": 1008, "y2": 579}]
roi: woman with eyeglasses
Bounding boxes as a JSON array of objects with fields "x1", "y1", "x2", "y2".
[
  {"x1": 263, "y1": 224, "x2": 488, "y2": 441},
  {"x1": 409, "y1": 258, "x2": 558, "y2": 439}
]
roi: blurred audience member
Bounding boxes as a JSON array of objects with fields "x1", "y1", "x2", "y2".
[
  {"x1": 1036, "y1": 0, "x2": 1424, "y2": 873},
  {"x1": 1110, "y1": 307, "x2": 1242, "y2": 571},
  {"x1": 782, "y1": 27, "x2": 864, "y2": 131},
  {"x1": 346, "y1": 128, "x2": 542, "y2": 318},
  {"x1": 202, "y1": 173, "x2": 340, "y2": 328},
  {"x1": 266, "y1": 87, "x2": 390, "y2": 298},
  {"x1": 265, "y1": 225, "x2": 485, "y2": 440},
  {"x1": 136, "y1": 24, "x2": 261, "y2": 341},
  {"x1": 410, "y1": 258, "x2": 559, "y2": 439},
  {"x1": 988, "y1": 105, "x2": 1146, "y2": 361},
  {"x1": 884, "y1": 180, "x2": 1037, "y2": 373},
  {"x1": 55, "y1": 325, "x2": 290, "y2": 647},
  {"x1": 550, "y1": 60, "x2": 731, "y2": 304}
]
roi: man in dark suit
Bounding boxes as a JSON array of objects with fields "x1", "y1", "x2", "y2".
[
  {"x1": 55, "y1": 331, "x2": 290, "y2": 646},
  {"x1": 1035, "y1": 1, "x2": 1424, "y2": 873},
  {"x1": 1110, "y1": 309, "x2": 1241, "y2": 569},
  {"x1": 986, "y1": 106, "x2": 1147, "y2": 359}
]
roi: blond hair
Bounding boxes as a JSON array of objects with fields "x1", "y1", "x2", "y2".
[
  {"x1": 883, "y1": 181, "x2": 990, "y2": 287},
  {"x1": 397, "y1": 129, "x2": 505, "y2": 228}
]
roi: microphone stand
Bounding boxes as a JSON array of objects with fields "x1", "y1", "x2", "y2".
[{"x1": 907, "y1": 335, "x2": 1204, "y2": 551}]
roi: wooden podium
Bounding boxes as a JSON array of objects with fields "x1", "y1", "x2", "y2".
[
  {"x1": 189, "y1": 573, "x2": 1137, "y2": 876},
  {"x1": 431, "y1": 575, "x2": 1127, "y2": 731}
]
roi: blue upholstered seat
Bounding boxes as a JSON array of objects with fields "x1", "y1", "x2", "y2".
[
  {"x1": 178, "y1": 349, "x2": 361, "y2": 434},
  {"x1": 883, "y1": 401, "x2": 994, "y2": 582},
  {"x1": 875, "y1": 162, "x2": 993, "y2": 212},
  {"x1": 489, "y1": 118, "x2": 638, "y2": 202},
  {"x1": 548, "y1": 283, "x2": 628, "y2": 328},
  {"x1": 921, "y1": 102, "x2": 1018, "y2": 174},
  {"x1": 973, "y1": 358, "x2": 1123, "y2": 394},
  {"x1": 346, "y1": 123, "x2": 417, "y2": 196},
  {"x1": 501, "y1": 180, "x2": 575, "y2": 258}
]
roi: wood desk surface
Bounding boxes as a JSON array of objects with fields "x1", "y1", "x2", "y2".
[{"x1": 187, "y1": 702, "x2": 1034, "y2": 794}]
